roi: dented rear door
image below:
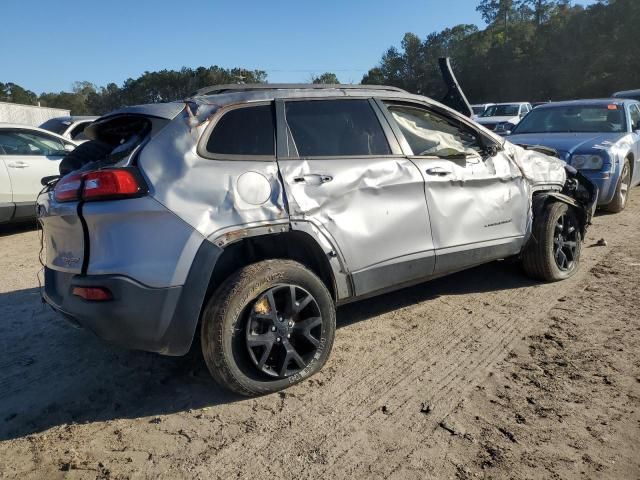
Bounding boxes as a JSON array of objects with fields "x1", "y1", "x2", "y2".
[{"x1": 276, "y1": 98, "x2": 435, "y2": 297}]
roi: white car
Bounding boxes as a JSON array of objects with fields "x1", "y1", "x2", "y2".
[
  {"x1": 475, "y1": 102, "x2": 532, "y2": 135},
  {"x1": 0, "y1": 123, "x2": 76, "y2": 223},
  {"x1": 39, "y1": 116, "x2": 98, "y2": 142}
]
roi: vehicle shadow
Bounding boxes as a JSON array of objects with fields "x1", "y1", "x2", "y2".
[
  {"x1": 0, "y1": 219, "x2": 39, "y2": 238},
  {"x1": 0, "y1": 259, "x2": 534, "y2": 441}
]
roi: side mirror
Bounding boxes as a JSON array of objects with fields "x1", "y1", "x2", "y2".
[{"x1": 64, "y1": 143, "x2": 75, "y2": 153}]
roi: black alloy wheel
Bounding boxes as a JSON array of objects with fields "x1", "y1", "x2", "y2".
[{"x1": 245, "y1": 285, "x2": 323, "y2": 378}]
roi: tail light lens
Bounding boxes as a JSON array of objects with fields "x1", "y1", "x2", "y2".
[
  {"x1": 72, "y1": 286, "x2": 112, "y2": 301},
  {"x1": 54, "y1": 168, "x2": 147, "y2": 203},
  {"x1": 53, "y1": 173, "x2": 83, "y2": 202}
]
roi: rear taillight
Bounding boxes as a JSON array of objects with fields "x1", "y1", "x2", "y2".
[
  {"x1": 54, "y1": 168, "x2": 147, "y2": 203},
  {"x1": 53, "y1": 173, "x2": 83, "y2": 202}
]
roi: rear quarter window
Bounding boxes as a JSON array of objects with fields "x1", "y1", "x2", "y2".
[{"x1": 204, "y1": 104, "x2": 275, "y2": 158}]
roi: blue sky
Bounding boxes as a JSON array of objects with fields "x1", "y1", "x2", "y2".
[{"x1": 2, "y1": 0, "x2": 595, "y2": 94}]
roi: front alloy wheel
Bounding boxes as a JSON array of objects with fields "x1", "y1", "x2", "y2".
[
  {"x1": 522, "y1": 201, "x2": 582, "y2": 282},
  {"x1": 605, "y1": 159, "x2": 631, "y2": 213},
  {"x1": 552, "y1": 212, "x2": 579, "y2": 272}
]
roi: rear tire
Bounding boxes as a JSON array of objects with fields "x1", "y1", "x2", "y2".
[
  {"x1": 522, "y1": 201, "x2": 582, "y2": 282},
  {"x1": 200, "y1": 259, "x2": 336, "y2": 396},
  {"x1": 604, "y1": 158, "x2": 631, "y2": 213}
]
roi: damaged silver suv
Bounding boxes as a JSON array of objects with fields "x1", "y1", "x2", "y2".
[{"x1": 37, "y1": 84, "x2": 597, "y2": 396}]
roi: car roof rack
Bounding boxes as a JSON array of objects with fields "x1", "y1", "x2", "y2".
[{"x1": 190, "y1": 83, "x2": 407, "y2": 97}]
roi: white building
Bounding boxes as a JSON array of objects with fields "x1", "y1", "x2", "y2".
[{"x1": 0, "y1": 101, "x2": 70, "y2": 126}]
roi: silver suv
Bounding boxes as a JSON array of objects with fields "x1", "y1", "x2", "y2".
[{"x1": 37, "y1": 84, "x2": 596, "y2": 396}]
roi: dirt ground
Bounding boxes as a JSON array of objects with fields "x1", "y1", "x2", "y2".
[{"x1": 1, "y1": 192, "x2": 639, "y2": 480}]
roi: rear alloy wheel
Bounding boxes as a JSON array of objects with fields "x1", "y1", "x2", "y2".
[
  {"x1": 246, "y1": 285, "x2": 323, "y2": 378},
  {"x1": 605, "y1": 158, "x2": 631, "y2": 213},
  {"x1": 201, "y1": 260, "x2": 335, "y2": 396},
  {"x1": 522, "y1": 201, "x2": 582, "y2": 282}
]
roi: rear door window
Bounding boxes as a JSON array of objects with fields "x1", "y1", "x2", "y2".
[
  {"x1": 0, "y1": 130, "x2": 65, "y2": 156},
  {"x1": 284, "y1": 99, "x2": 391, "y2": 157},
  {"x1": 205, "y1": 103, "x2": 275, "y2": 157}
]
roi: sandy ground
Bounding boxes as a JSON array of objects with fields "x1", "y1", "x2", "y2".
[{"x1": 0, "y1": 192, "x2": 639, "y2": 480}]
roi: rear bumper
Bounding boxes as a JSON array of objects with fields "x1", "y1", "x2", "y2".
[
  {"x1": 44, "y1": 267, "x2": 189, "y2": 354},
  {"x1": 43, "y1": 237, "x2": 222, "y2": 356}
]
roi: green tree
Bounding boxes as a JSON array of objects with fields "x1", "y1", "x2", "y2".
[
  {"x1": 363, "y1": 0, "x2": 638, "y2": 103},
  {"x1": 312, "y1": 72, "x2": 340, "y2": 84},
  {"x1": 0, "y1": 82, "x2": 38, "y2": 105}
]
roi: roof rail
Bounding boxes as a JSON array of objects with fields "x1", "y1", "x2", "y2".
[{"x1": 190, "y1": 83, "x2": 407, "y2": 97}]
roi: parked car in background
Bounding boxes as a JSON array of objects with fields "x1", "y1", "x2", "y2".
[
  {"x1": 476, "y1": 102, "x2": 532, "y2": 134},
  {"x1": 39, "y1": 116, "x2": 97, "y2": 142},
  {"x1": 37, "y1": 84, "x2": 596, "y2": 396},
  {"x1": 532, "y1": 101, "x2": 551, "y2": 109},
  {"x1": 1, "y1": 123, "x2": 76, "y2": 223},
  {"x1": 612, "y1": 89, "x2": 640, "y2": 102},
  {"x1": 508, "y1": 99, "x2": 640, "y2": 212},
  {"x1": 471, "y1": 103, "x2": 495, "y2": 119}
]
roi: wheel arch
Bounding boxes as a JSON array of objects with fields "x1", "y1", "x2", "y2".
[
  {"x1": 531, "y1": 190, "x2": 589, "y2": 237},
  {"x1": 205, "y1": 230, "x2": 339, "y2": 306},
  {"x1": 625, "y1": 152, "x2": 634, "y2": 179}
]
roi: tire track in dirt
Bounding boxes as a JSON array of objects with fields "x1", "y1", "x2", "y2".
[
  {"x1": 201, "y1": 198, "x2": 637, "y2": 479},
  {"x1": 314, "y1": 203, "x2": 639, "y2": 478}
]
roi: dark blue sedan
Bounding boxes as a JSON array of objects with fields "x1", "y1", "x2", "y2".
[{"x1": 508, "y1": 99, "x2": 640, "y2": 212}]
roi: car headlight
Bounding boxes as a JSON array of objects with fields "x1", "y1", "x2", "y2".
[{"x1": 571, "y1": 154, "x2": 603, "y2": 170}]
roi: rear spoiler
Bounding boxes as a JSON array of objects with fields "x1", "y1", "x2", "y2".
[{"x1": 438, "y1": 57, "x2": 473, "y2": 118}]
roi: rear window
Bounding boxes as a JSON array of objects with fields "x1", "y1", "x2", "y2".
[
  {"x1": 39, "y1": 119, "x2": 70, "y2": 135},
  {"x1": 285, "y1": 99, "x2": 391, "y2": 157},
  {"x1": 481, "y1": 105, "x2": 520, "y2": 117},
  {"x1": 205, "y1": 104, "x2": 275, "y2": 157}
]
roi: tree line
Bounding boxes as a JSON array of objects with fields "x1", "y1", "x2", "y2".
[
  {"x1": 362, "y1": 0, "x2": 638, "y2": 103},
  {"x1": 1, "y1": 0, "x2": 636, "y2": 115}
]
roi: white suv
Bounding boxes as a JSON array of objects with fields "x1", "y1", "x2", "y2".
[
  {"x1": 0, "y1": 123, "x2": 76, "y2": 223},
  {"x1": 476, "y1": 102, "x2": 532, "y2": 135}
]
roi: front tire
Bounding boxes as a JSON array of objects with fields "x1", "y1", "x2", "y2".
[
  {"x1": 522, "y1": 201, "x2": 582, "y2": 282},
  {"x1": 604, "y1": 158, "x2": 631, "y2": 213},
  {"x1": 201, "y1": 260, "x2": 336, "y2": 396}
]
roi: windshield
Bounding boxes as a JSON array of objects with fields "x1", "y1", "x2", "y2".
[
  {"x1": 481, "y1": 104, "x2": 519, "y2": 117},
  {"x1": 512, "y1": 104, "x2": 627, "y2": 134},
  {"x1": 39, "y1": 119, "x2": 70, "y2": 135}
]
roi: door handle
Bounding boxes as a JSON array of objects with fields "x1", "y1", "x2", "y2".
[
  {"x1": 426, "y1": 167, "x2": 452, "y2": 176},
  {"x1": 293, "y1": 174, "x2": 333, "y2": 186},
  {"x1": 7, "y1": 161, "x2": 29, "y2": 169}
]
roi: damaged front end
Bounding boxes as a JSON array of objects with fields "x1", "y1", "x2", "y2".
[
  {"x1": 557, "y1": 164, "x2": 599, "y2": 231},
  {"x1": 518, "y1": 144, "x2": 598, "y2": 237}
]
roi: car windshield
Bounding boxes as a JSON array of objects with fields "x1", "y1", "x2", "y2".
[
  {"x1": 39, "y1": 119, "x2": 70, "y2": 135},
  {"x1": 512, "y1": 104, "x2": 627, "y2": 134},
  {"x1": 481, "y1": 104, "x2": 519, "y2": 117}
]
